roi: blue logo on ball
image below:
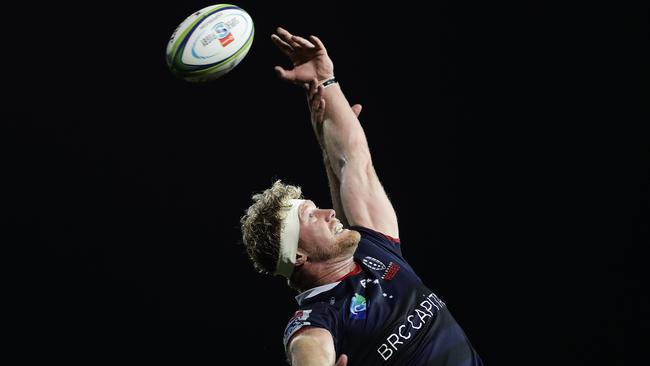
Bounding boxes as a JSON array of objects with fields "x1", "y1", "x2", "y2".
[{"x1": 214, "y1": 23, "x2": 230, "y2": 39}]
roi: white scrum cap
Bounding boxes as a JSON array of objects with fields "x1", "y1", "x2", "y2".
[{"x1": 274, "y1": 199, "x2": 305, "y2": 279}]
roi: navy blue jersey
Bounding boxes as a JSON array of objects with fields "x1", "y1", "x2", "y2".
[{"x1": 283, "y1": 226, "x2": 483, "y2": 366}]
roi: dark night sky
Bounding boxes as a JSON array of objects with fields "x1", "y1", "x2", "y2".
[{"x1": 3, "y1": 1, "x2": 647, "y2": 365}]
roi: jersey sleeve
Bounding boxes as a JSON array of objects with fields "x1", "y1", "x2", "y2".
[
  {"x1": 282, "y1": 302, "x2": 340, "y2": 352},
  {"x1": 351, "y1": 226, "x2": 403, "y2": 258}
]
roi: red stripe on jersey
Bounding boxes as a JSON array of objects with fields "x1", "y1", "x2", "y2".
[
  {"x1": 382, "y1": 234, "x2": 401, "y2": 244},
  {"x1": 336, "y1": 262, "x2": 361, "y2": 281}
]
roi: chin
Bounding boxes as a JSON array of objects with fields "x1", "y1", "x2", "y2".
[{"x1": 338, "y1": 229, "x2": 361, "y2": 253}]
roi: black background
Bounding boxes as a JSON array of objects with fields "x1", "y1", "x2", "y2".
[{"x1": 3, "y1": 1, "x2": 648, "y2": 365}]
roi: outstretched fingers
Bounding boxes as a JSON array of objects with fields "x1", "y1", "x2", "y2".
[
  {"x1": 275, "y1": 27, "x2": 295, "y2": 46},
  {"x1": 276, "y1": 27, "x2": 317, "y2": 51},
  {"x1": 271, "y1": 34, "x2": 293, "y2": 57},
  {"x1": 309, "y1": 35, "x2": 326, "y2": 51},
  {"x1": 291, "y1": 35, "x2": 315, "y2": 49}
]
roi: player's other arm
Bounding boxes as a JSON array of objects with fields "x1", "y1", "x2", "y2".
[{"x1": 288, "y1": 328, "x2": 347, "y2": 366}]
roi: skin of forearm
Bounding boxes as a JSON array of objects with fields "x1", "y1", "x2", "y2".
[
  {"x1": 289, "y1": 336, "x2": 334, "y2": 366},
  {"x1": 320, "y1": 84, "x2": 371, "y2": 177},
  {"x1": 323, "y1": 154, "x2": 349, "y2": 227},
  {"x1": 308, "y1": 94, "x2": 350, "y2": 227}
]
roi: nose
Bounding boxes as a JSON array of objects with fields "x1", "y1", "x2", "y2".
[{"x1": 324, "y1": 209, "x2": 335, "y2": 221}]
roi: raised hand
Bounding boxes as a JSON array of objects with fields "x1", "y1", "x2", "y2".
[{"x1": 271, "y1": 27, "x2": 334, "y2": 84}]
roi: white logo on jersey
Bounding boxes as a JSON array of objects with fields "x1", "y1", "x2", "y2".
[
  {"x1": 376, "y1": 293, "x2": 446, "y2": 360},
  {"x1": 362, "y1": 256, "x2": 386, "y2": 270},
  {"x1": 360, "y1": 278, "x2": 380, "y2": 288}
]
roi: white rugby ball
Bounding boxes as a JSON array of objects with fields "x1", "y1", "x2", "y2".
[{"x1": 166, "y1": 4, "x2": 254, "y2": 82}]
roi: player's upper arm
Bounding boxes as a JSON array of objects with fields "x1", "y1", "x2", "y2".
[
  {"x1": 287, "y1": 327, "x2": 336, "y2": 366},
  {"x1": 339, "y1": 146, "x2": 399, "y2": 238}
]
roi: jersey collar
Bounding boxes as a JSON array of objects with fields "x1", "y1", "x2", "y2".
[{"x1": 295, "y1": 282, "x2": 341, "y2": 305}]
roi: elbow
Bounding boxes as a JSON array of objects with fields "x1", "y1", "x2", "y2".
[
  {"x1": 337, "y1": 150, "x2": 373, "y2": 180},
  {"x1": 332, "y1": 154, "x2": 348, "y2": 181},
  {"x1": 328, "y1": 133, "x2": 372, "y2": 179}
]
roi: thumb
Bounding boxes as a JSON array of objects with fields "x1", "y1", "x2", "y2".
[
  {"x1": 335, "y1": 354, "x2": 348, "y2": 366},
  {"x1": 274, "y1": 66, "x2": 296, "y2": 83},
  {"x1": 351, "y1": 104, "x2": 362, "y2": 118}
]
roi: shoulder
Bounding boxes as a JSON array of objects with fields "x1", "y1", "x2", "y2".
[
  {"x1": 353, "y1": 225, "x2": 400, "y2": 244},
  {"x1": 352, "y1": 225, "x2": 403, "y2": 259}
]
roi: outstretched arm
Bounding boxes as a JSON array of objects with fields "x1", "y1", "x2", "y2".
[
  {"x1": 307, "y1": 81, "x2": 362, "y2": 229},
  {"x1": 272, "y1": 27, "x2": 398, "y2": 237}
]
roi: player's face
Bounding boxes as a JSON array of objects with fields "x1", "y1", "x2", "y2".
[{"x1": 297, "y1": 200, "x2": 359, "y2": 261}]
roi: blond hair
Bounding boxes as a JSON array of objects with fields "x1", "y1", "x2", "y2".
[{"x1": 240, "y1": 180, "x2": 303, "y2": 275}]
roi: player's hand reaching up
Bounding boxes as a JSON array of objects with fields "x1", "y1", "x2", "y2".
[{"x1": 272, "y1": 27, "x2": 334, "y2": 84}]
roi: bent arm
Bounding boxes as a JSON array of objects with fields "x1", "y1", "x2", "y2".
[{"x1": 319, "y1": 83, "x2": 399, "y2": 238}]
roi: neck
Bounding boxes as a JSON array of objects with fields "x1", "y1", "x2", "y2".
[{"x1": 296, "y1": 256, "x2": 356, "y2": 292}]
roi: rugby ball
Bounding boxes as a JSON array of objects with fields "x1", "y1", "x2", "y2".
[{"x1": 166, "y1": 4, "x2": 254, "y2": 82}]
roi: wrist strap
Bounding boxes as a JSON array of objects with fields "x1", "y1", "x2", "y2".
[{"x1": 320, "y1": 77, "x2": 338, "y2": 88}]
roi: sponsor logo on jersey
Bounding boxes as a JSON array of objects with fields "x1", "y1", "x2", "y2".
[
  {"x1": 349, "y1": 293, "x2": 367, "y2": 319},
  {"x1": 360, "y1": 278, "x2": 380, "y2": 288},
  {"x1": 376, "y1": 293, "x2": 446, "y2": 361},
  {"x1": 362, "y1": 256, "x2": 401, "y2": 281}
]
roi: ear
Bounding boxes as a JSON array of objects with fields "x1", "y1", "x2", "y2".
[{"x1": 295, "y1": 250, "x2": 307, "y2": 266}]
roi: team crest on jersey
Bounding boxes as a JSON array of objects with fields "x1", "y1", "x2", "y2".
[
  {"x1": 362, "y1": 256, "x2": 386, "y2": 270},
  {"x1": 362, "y1": 256, "x2": 400, "y2": 281},
  {"x1": 349, "y1": 293, "x2": 367, "y2": 319}
]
